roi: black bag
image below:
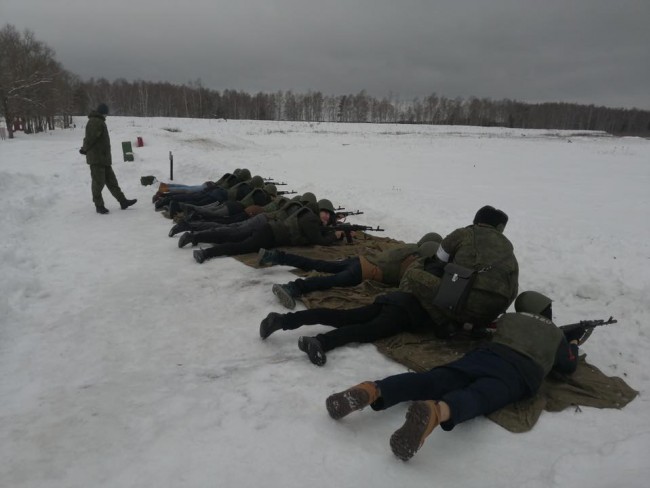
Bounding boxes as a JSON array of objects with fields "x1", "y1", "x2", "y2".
[
  {"x1": 140, "y1": 175, "x2": 156, "y2": 186},
  {"x1": 433, "y1": 263, "x2": 476, "y2": 313}
]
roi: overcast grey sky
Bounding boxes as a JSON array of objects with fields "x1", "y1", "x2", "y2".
[{"x1": 2, "y1": 0, "x2": 649, "y2": 110}]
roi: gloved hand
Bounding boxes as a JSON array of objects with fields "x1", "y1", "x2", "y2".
[
  {"x1": 564, "y1": 326, "x2": 586, "y2": 343},
  {"x1": 79, "y1": 148, "x2": 87, "y2": 155}
]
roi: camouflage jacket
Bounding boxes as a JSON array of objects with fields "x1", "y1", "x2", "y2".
[{"x1": 81, "y1": 111, "x2": 112, "y2": 166}]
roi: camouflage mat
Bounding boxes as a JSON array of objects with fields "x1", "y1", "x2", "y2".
[
  {"x1": 233, "y1": 235, "x2": 639, "y2": 433},
  {"x1": 233, "y1": 231, "x2": 405, "y2": 268}
]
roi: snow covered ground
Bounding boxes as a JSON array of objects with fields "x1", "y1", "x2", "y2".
[{"x1": 1, "y1": 117, "x2": 649, "y2": 488}]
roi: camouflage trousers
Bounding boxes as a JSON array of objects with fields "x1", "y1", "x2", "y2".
[
  {"x1": 400, "y1": 266, "x2": 508, "y2": 328},
  {"x1": 89, "y1": 164, "x2": 126, "y2": 207}
]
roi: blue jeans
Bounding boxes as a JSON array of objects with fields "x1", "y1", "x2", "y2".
[
  {"x1": 373, "y1": 349, "x2": 531, "y2": 430},
  {"x1": 277, "y1": 254, "x2": 363, "y2": 294}
]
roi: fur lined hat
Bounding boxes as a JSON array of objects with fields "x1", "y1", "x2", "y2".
[{"x1": 473, "y1": 205, "x2": 508, "y2": 231}]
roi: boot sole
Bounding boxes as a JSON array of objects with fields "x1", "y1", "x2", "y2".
[
  {"x1": 259, "y1": 313, "x2": 283, "y2": 340},
  {"x1": 178, "y1": 234, "x2": 193, "y2": 248},
  {"x1": 326, "y1": 389, "x2": 370, "y2": 420},
  {"x1": 298, "y1": 337, "x2": 326, "y2": 366},
  {"x1": 390, "y1": 402, "x2": 433, "y2": 461},
  {"x1": 272, "y1": 284, "x2": 296, "y2": 309}
]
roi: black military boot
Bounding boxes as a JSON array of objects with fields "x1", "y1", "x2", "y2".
[
  {"x1": 178, "y1": 232, "x2": 196, "y2": 248},
  {"x1": 193, "y1": 249, "x2": 206, "y2": 264},
  {"x1": 120, "y1": 198, "x2": 137, "y2": 209},
  {"x1": 96, "y1": 206, "x2": 109, "y2": 214},
  {"x1": 259, "y1": 312, "x2": 286, "y2": 339},
  {"x1": 168, "y1": 200, "x2": 183, "y2": 217},
  {"x1": 154, "y1": 197, "x2": 170, "y2": 211},
  {"x1": 257, "y1": 248, "x2": 284, "y2": 266},
  {"x1": 169, "y1": 221, "x2": 191, "y2": 237},
  {"x1": 272, "y1": 282, "x2": 300, "y2": 309},
  {"x1": 298, "y1": 336, "x2": 326, "y2": 366}
]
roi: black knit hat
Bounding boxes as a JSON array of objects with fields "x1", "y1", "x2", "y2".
[
  {"x1": 473, "y1": 205, "x2": 509, "y2": 230},
  {"x1": 97, "y1": 103, "x2": 109, "y2": 115}
]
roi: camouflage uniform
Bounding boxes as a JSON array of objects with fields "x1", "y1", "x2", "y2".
[
  {"x1": 400, "y1": 224, "x2": 518, "y2": 330},
  {"x1": 81, "y1": 110, "x2": 126, "y2": 207}
]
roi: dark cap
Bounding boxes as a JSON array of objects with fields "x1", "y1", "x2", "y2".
[{"x1": 473, "y1": 205, "x2": 508, "y2": 231}]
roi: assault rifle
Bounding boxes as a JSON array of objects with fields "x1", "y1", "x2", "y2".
[
  {"x1": 336, "y1": 210, "x2": 364, "y2": 219},
  {"x1": 332, "y1": 223, "x2": 385, "y2": 244},
  {"x1": 560, "y1": 316, "x2": 617, "y2": 345},
  {"x1": 277, "y1": 190, "x2": 297, "y2": 196},
  {"x1": 263, "y1": 178, "x2": 288, "y2": 185}
]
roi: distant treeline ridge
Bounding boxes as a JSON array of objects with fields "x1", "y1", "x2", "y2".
[{"x1": 2, "y1": 24, "x2": 649, "y2": 137}]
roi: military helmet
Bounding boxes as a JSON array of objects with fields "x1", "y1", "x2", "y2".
[
  {"x1": 264, "y1": 183, "x2": 278, "y2": 196},
  {"x1": 417, "y1": 241, "x2": 440, "y2": 259},
  {"x1": 474, "y1": 205, "x2": 508, "y2": 231},
  {"x1": 274, "y1": 196, "x2": 289, "y2": 207},
  {"x1": 514, "y1": 291, "x2": 552, "y2": 316},
  {"x1": 237, "y1": 168, "x2": 252, "y2": 181},
  {"x1": 318, "y1": 198, "x2": 335, "y2": 214},
  {"x1": 232, "y1": 168, "x2": 242, "y2": 176},
  {"x1": 250, "y1": 175, "x2": 264, "y2": 188},
  {"x1": 417, "y1": 232, "x2": 443, "y2": 247},
  {"x1": 300, "y1": 192, "x2": 317, "y2": 205},
  {"x1": 290, "y1": 194, "x2": 302, "y2": 201}
]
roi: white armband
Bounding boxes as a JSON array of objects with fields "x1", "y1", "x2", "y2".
[{"x1": 436, "y1": 246, "x2": 450, "y2": 263}]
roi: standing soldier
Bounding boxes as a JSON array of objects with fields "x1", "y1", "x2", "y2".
[{"x1": 80, "y1": 103, "x2": 136, "y2": 214}]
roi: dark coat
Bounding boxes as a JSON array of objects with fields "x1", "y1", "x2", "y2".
[
  {"x1": 81, "y1": 111, "x2": 112, "y2": 166},
  {"x1": 268, "y1": 208, "x2": 338, "y2": 247}
]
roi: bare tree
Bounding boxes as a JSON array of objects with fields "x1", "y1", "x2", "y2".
[{"x1": 0, "y1": 24, "x2": 68, "y2": 137}]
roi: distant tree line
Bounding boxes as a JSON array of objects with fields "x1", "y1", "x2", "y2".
[{"x1": 2, "y1": 23, "x2": 649, "y2": 139}]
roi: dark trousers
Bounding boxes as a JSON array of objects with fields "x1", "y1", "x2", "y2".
[
  {"x1": 169, "y1": 188, "x2": 228, "y2": 206},
  {"x1": 203, "y1": 223, "x2": 276, "y2": 258},
  {"x1": 188, "y1": 203, "x2": 230, "y2": 220},
  {"x1": 277, "y1": 254, "x2": 362, "y2": 294},
  {"x1": 194, "y1": 214, "x2": 268, "y2": 244},
  {"x1": 185, "y1": 214, "x2": 249, "y2": 231},
  {"x1": 281, "y1": 303, "x2": 412, "y2": 352},
  {"x1": 374, "y1": 349, "x2": 531, "y2": 430},
  {"x1": 90, "y1": 165, "x2": 125, "y2": 207}
]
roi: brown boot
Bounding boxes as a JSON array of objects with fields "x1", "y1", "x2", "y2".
[
  {"x1": 390, "y1": 401, "x2": 441, "y2": 461},
  {"x1": 326, "y1": 381, "x2": 380, "y2": 420}
]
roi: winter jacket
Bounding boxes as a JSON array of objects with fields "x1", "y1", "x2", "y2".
[
  {"x1": 364, "y1": 244, "x2": 420, "y2": 285},
  {"x1": 81, "y1": 111, "x2": 112, "y2": 166},
  {"x1": 399, "y1": 224, "x2": 519, "y2": 327},
  {"x1": 486, "y1": 312, "x2": 577, "y2": 392},
  {"x1": 268, "y1": 208, "x2": 338, "y2": 247}
]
